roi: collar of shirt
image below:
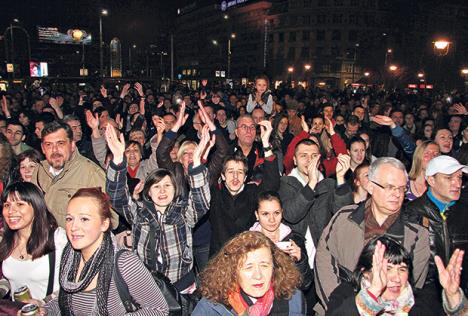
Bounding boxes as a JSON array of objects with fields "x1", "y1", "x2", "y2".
[
  {"x1": 49, "y1": 165, "x2": 63, "y2": 177},
  {"x1": 427, "y1": 188, "x2": 456, "y2": 214}
]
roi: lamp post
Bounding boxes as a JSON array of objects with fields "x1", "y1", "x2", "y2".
[
  {"x1": 462, "y1": 68, "x2": 468, "y2": 92},
  {"x1": 352, "y1": 43, "x2": 359, "y2": 83},
  {"x1": 3, "y1": 19, "x2": 31, "y2": 77},
  {"x1": 99, "y1": 9, "x2": 108, "y2": 77},
  {"x1": 288, "y1": 67, "x2": 294, "y2": 84},
  {"x1": 304, "y1": 64, "x2": 311, "y2": 88},
  {"x1": 227, "y1": 33, "x2": 236, "y2": 79},
  {"x1": 433, "y1": 39, "x2": 451, "y2": 91}
]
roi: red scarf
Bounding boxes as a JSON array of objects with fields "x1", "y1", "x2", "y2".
[
  {"x1": 228, "y1": 285, "x2": 275, "y2": 316},
  {"x1": 127, "y1": 164, "x2": 140, "y2": 178}
]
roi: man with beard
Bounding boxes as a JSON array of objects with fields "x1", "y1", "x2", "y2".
[{"x1": 31, "y1": 121, "x2": 118, "y2": 228}]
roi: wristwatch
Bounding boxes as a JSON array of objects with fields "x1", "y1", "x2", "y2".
[{"x1": 263, "y1": 145, "x2": 273, "y2": 151}]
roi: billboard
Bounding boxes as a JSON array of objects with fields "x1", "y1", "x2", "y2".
[
  {"x1": 37, "y1": 26, "x2": 92, "y2": 45},
  {"x1": 220, "y1": 0, "x2": 250, "y2": 11},
  {"x1": 30, "y1": 62, "x2": 49, "y2": 77}
]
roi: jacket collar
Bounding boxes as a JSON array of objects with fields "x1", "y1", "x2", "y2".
[
  {"x1": 426, "y1": 188, "x2": 456, "y2": 213},
  {"x1": 40, "y1": 149, "x2": 81, "y2": 179}
]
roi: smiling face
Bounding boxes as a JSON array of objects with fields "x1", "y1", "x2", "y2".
[
  {"x1": 294, "y1": 143, "x2": 320, "y2": 177},
  {"x1": 349, "y1": 141, "x2": 366, "y2": 166},
  {"x1": 148, "y1": 175, "x2": 176, "y2": 208},
  {"x1": 124, "y1": 143, "x2": 142, "y2": 168},
  {"x1": 20, "y1": 158, "x2": 38, "y2": 182},
  {"x1": 65, "y1": 197, "x2": 109, "y2": 255},
  {"x1": 311, "y1": 117, "x2": 325, "y2": 134},
  {"x1": 2, "y1": 192, "x2": 34, "y2": 233},
  {"x1": 255, "y1": 79, "x2": 268, "y2": 95},
  {"x1": 237, "y1": 247, "x2": 273, "y2": 298},
  {"x1": 366, "y1": 262, "x2": 409, "y2": 301}
]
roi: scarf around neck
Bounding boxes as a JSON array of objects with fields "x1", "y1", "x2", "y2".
[
  {"x1": 228, "y1": 285, "x2": 275, "y2": 316},
  {"x1": 250, "y1": 222, "x2": 292, "y2": 243},
  {"x1": 59, "y1": 232, "x2": 114, "y2": 316}
]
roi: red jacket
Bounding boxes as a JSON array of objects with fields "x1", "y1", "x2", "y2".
[{"x1": 283, "y1": 131, "x2": 347, "y2": 177}]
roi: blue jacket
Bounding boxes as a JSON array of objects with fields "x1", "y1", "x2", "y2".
[{"x1": 192, "y1": 290, "x2": 306, "y2": 315}]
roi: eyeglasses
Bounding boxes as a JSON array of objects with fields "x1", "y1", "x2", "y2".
[
  {"x1": 238, "y1": 124, "x2": 256, "y2": 131},
  {"x1": 371, "y1": 180, "x2": 407, "y2": 194}
]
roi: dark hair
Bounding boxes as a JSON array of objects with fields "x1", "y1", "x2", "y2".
[
  {"x1": 0, "y1": 182, "x2": 58, "y2": 261},
  {"x1": 6, "y1": 119, "x2": 25, "y2": 134},
  {"x1": 352, "y1": 161, "x2": 370, "y2": 192},
  {"x1": 142, "y1": 168, "x2": 179, "y2": 203},
  {"x1": 352, "y1": 235, "x2": 412, "y2": 290},
  {"x1": 35, "y1": 112, "x2": 55, "y2": 125},
  {"x1": 125, "y1": 140, "x2": 143, "y2": 156},
  {"x1": 254, "y1": 74, "x2": 270, "y2": 86},
  {"x1": 256, "y1": 191, "x2": 282, "y2": 211},
  {"x1": 70, "y1": 187, "x2": 112, "y2": 232},
  {"x1": 93, "y1": 106, "x2": 108, "y2": 117},
  {"x1": 346, "y1": 115, "x2": 360, "y2": 126},
  {"x1": 294, "y1": 138, "x2": 319, "y2": 155},
  {"x1": 222, "y1": 154, "x2": 249, "y2": 175},
  {"x1": 41, "y1": 120, "x2": 73, "y2": 141},
  {"x1": 347, "y1": 136, "x2": 366, "y2": 150}
]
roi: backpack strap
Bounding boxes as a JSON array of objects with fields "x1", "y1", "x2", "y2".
[
  {"x1": 46, "y1": 250, "x2": 56, "y2": 296},
  {"x1": 114, "y1": 249, "x2": 140, "y2": 312}
]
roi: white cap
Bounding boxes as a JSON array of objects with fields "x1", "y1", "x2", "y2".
[{"x1": 425, "y1": 155, "x2": 468, "y2": 178}]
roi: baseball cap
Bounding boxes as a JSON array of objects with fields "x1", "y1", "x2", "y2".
[{"x1": 425, "y1": 155, "x2": 468, "y2": 178}]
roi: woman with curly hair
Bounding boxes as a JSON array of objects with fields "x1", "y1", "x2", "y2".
[{"x1": 193, "y1": 231, "x2": 306, "y2": 316}]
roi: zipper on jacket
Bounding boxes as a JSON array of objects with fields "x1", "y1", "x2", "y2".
[{"x1": 442, "y1": 221, "x2": 450, "y2": 262}]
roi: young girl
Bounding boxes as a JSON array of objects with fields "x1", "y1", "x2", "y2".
[{"x1": 247, "y1": 75, "x2": 273, "y2": 114}]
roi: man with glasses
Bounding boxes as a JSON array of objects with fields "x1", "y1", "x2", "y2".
[
  {"x1": 405, "y1": 155, "x2": 468, "y2": 294},
  {"x1": 230, "y1": 114, "x2": 269, "y2": 181},
  {"x1": 314, "y1": 157, "x2": 430, "y2": 314}
]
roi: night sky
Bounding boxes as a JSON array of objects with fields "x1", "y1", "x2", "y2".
[{"x1": 0, "y1": 0, "x2": 193, "y2": 46}]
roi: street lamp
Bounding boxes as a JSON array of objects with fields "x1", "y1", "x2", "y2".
[
  {"x1": 389, "y1": 65, "x2": 398, "y2": 72},
  {"x1": 227, "y1": 33, "x2": 236, "y2": 79},
  {"x1": 99, "y1": 9, "x2": 108, "y2": 77},
  {"x1": 462, "y1": 68, "x2": 468, "y2": 92},
  {"x1": 433, "y1": 39, "x2": 450, "y2": 56},
  {"x1": 304, "y1": 64, "x2": 311, "y2": 71},
  {"x1": 288, "y1": 67, "x2": 294, "y2": 73},
  {"x1": 384, "y1": 48, "x2": 392, "y2": 66},
  {"x1": 364, "y1": 72, "x2": 370, "y2": 77}
]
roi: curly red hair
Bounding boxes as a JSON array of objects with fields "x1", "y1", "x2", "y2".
[{"x1": 199, "y1": 231, "x2": 302, "y2": 306}]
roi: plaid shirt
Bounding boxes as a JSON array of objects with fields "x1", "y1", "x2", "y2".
[{"x1": 107, "y1": 160, "x2": 210, "y2": 283}]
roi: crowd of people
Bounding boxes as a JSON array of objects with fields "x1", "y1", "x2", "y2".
[{"x1": 0, "y1": 75, "x2": 467, "y2": 315}]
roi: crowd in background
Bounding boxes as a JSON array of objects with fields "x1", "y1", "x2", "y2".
[{"x1": 0, "y1": 76, "x2": 467, "y2": 315}]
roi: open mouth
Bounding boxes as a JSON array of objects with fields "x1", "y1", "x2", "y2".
[
  {"x1": 252, "y1": 283, "x2": 264, "y2": 289},
  {"x1": 7, "y1": 216, "x2": 21, "y2": 225}
]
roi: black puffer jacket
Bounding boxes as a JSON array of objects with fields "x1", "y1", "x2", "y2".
[{"x1": 404, "y1": 188, "x2": 468, "y2": 293}]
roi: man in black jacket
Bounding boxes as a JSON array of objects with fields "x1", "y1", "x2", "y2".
[
  {"x1": 405, "y1": 155, "x2": 468, "y2": 293},
  {"x1": 209, "y1": 120, "x2": 280, "y2": 257}
]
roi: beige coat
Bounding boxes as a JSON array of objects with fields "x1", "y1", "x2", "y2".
[{"x1": 32, "y1": 150, "x2": 118, "y2": 228}]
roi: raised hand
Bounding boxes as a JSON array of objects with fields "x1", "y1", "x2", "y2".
[
  {"x1": 193, "y1": 125, "x2": 213, "y2": 167},
  {"x1": 132, "y1": 180, "x2": 144, "y2": 200},
  {"x1": 200, "y1": 90, "x2": 207, "y2": 100},
  {"x1": 105, "y1": 124, "x2": 126, "y2": 165},
  {"x1": 115, "y1": 113, "x2": 124, "y2": 130},
  {"x1": 307, "y1": 154, "x2": 321, "y2": 190},
  {"x1": 368, "y1": 240, "x2": 388, "y2": 298},
  {"x1": 324, "y1": 117, "x2": 335, "y2": 135},
  {"x1": 134, "y1": 82, "x2": 144, "y2": 97},
  {"x1": 335, "y1": 154, "x2": 351, "y2": 184},
  {"x1": 301, "y1": 115, "x2": 309, "y2": 133},
  {"x1": 85, "y1": 110, "x2": 99, "y2": 130},
  {"x1": 453, "y1": 103, "x2": 467, "y2": 116},
  {"x1": 1, "y1": 95, "x2": 10, "y2": 117},
  {"x1": 371, "y1": 115, "x2": 396, "y2": 128},
  {"x1": 258, "y1": 120, "x2": 273, "y2": 147},
  {"x1": 435, "y1": 249, "x2": 464, "y2": 308},
  {"x1": 198, "y1": 100, "x2": 216, "y2": 131},
  {"x1": 100, "y1": 85, "x2": 108, "y2": 98},
  {"x1": 156, "y1": 100, "x2": 164, "y2": 108},
  {"x1": 49, "y1": 97, "x2": 58, "y2": 108},
  {"x1": 285, "y1": 240, "x2": 302, "y2": 262},
  {"x1": 170, "y1": 101, "x2": 188, "y2": 133},
  {"x1": 120, "y1": 83, "x2": 131, "y2": 98}
]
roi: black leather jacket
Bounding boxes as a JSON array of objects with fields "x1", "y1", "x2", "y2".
[{"x1": 404, "y1": 189, "x2": 468, "y2": 292}]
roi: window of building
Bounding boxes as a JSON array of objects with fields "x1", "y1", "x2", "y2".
[
  {"x1": 288, "y1": 47, "x2": 296, "y2": 59},
  {"x1": 304, "y1": 0, "x2": 312, "y2": 7},
  {"x1": 317, "y1": 14, "x2": 326, "y2": 24},
  {"x1": 303, "y1": 31, "x2": 310, "y2": 41},
  {"x1": 332, "y1": 30, "x2": 341, "y2": 40},
  {"x1": 301, "y1": 47, "x2": 310, "y2": 58},
  {"x1": 289, "y1": 31, "x2": 297, "y2": 42},
  {"x1": 289, "y1": 16, "x2": 297, "y2": 26},
  {"x1": 348, "y1": 30, "x2": 358, "y2": 41},
  {"x1": 318, "y1": 0, "x2": 327, "y2": 6},
  {"x1": 317, "y1": 30, "x2": 325, "y2": 41},
  {"x1": 334, "y1": 0, "x2": 344, "y2": 5},
  {"x1": 331, "y1": 46, "x2": 341, "y2": 57},
  {"x1": 269, "y1": 34, "x2": 274, "y2": 43},
  {"x1": 349, "y1": 14, "x2": 358, "y2": 25},
  {"x1": 332, "y1": 14, "x2": 343, "y2": 24},
  {"x1": 303, "y1": 15, "x2": 311, "y2": 25},
  {"x1": 322, "y1": 64, "x2": 331, "y2": 72},
  {"x1": 279, "y1": 32, "x2": 284, "y2": 42},
  {"x1": 350, "y1": 0, "x2": 359, "y2": 6}
]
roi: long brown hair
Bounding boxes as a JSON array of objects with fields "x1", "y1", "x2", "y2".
[
  {"x1": 408, "y1": 140, "x2": 438, "y2": 180},
  {"x1": 199, "y1": 231, "x2": 301, "y2": 306}
]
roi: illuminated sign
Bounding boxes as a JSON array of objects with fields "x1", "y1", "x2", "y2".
[
  {"x1": 37, "y1": 26, "x2": 92, "y2": 45},
  {"x1": 30, "y1": 62, "x2": 48, "y2": 77},
  {"x1": 220, "y1": 0, "x2": 250, "y2": 11}
]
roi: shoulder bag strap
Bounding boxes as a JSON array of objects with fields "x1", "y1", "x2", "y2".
[
  {"x1": 46, "y1": 250, "x2": 56, "y2": 296},
  {"x1": 114, "y1": 249, "x2": 140, "y2": 312}
]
